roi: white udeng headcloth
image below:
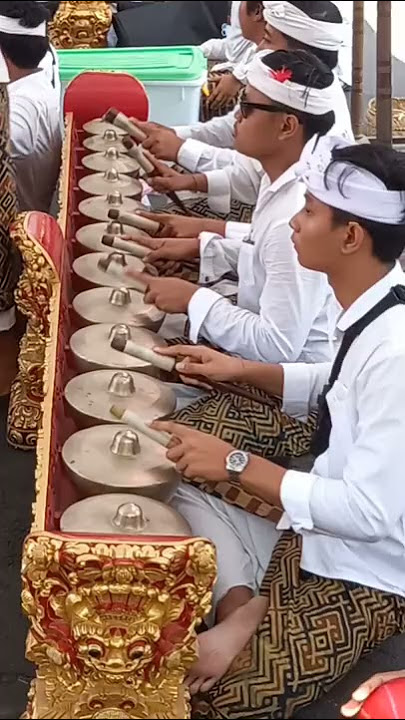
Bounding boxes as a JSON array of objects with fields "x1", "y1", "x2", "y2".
[
  {"x1": 0, "y1": 15, "x2": 47, "y2": 82},
  {"x1": 298, "y1": 136, "x2": 405, "y2": 225},
  {"x1": 247, "y1": 51, "x2": 335, "y2": 116},
  {"x1": 263, "y1": 1, "x2": 343, "y2": 51}
]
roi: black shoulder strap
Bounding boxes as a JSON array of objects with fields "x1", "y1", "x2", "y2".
[{"x1": 312, "y1": 285, "x2": 405, "y2": 458}]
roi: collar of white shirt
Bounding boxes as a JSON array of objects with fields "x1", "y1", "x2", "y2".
[{"x1": 337, "y1": 262, "x2": 405, "y2": 333}]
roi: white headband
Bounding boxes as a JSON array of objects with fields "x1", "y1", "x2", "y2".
[
  {"x1": 247, "y1": 52, "x2": 335, "y2": 116},
  {"x1": 298, "y1": 136, "x2": 405, "y2": 225},
  {"x1": 0, "y1": 16, "x2": 46, "y2": 37},
  {"x1": 263, "y1": 1, "x2": 343, "y2": 51},
  {"x1": 0, "y1": 16, "x2": 47, "y2": 82}
]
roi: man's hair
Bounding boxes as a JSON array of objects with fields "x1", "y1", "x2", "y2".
[
  {"x1": 246, "y1": 1, "x2": 263, "y2": 14},
  {"x1": 0, "y1": 2, "x2": 50, "y2": 69},
  {"x1": 273, "y1": 1, "x2": 342, "y2": 70},
  {"x1": 261, "y1": 49, "x2": 335, "y2": 142},
  {"x1": 328, "y1": 145, "x2": 405, "y2": 264}
]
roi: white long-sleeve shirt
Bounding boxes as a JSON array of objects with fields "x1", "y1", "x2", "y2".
[
  {"x1": 176, "y1": 76, "x2": 354, "y2": 214},
  {"x1": 187, "y1": 164, "x2": 336, "y2": 364},
  {"x1": 200, "y1": 1, "x2": 256, "y2": 82},
  {"x1": 280, "y1": 262, "x2": 405, "y2": 598}
]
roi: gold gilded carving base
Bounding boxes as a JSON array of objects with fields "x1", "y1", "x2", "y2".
[
  {"x1": 7, "y1": 214, "x2": 59, "y2": 450},
  {"x1": 22, "y1": 535, "x2": 216, "y2": 719},
  {"x1": 50, "y1": 2, "x2": 112, "y2": 49}
]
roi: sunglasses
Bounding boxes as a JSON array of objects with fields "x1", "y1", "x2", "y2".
[{"x1": 239, "y1": 91, "x2": 282, "y2": 120}]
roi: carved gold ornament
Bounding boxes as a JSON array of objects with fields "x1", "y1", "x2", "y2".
[
  {"x1": 49, "y1": 2, "x2": 112, "y2": 49},
  {"x1": 22, "y1": 534, "x2": 216, "y2": 719}
]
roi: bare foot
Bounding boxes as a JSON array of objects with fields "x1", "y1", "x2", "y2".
[{"x1": 186, "y1": 596, "x2": 268, "y2": 696}]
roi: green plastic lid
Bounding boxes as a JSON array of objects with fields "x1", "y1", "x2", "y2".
[{"x1": 58, "y1": 46, "x2": 207, "y2": 84}]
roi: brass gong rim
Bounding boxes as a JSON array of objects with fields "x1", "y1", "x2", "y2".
[
  {"x1": 75, "y1": 222, "x2": 142, "y2": 254},
  {"x1": 83, "y1": 119, "x2": 127, "y2": 136},
  {"x1": 62, "y1": 424, "x2": 179, "y2": 499},
  {"x1": 72, "y1": 252, "x2": 145, "y2": 289},
  {"x1": 79, "y1": 172, "x2": 143, "y2": 199},
  {"x1": 60, "y1": 493, "x2": 191, "y2": 536},
  {"x1": 78, "y1": 196, "x2": 142, "y2": 222},
  {"x1": 70, "y1": 323, "x2": 167, "y2": 374},
  {"x1": 83, "y1": 135, "x2": 129, "y2": 153},
  {"x1": 82, "y1": 151, "x2": 141, "y2": 175},
  {"x1": 64, "y1": 369, "x2": 176, "y2": 428},
  {"x1": 72, "y1": 287, "x2": 165, "y2": 328}
]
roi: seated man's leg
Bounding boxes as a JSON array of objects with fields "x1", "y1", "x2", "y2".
[
  {"x1": 172, "y1": 483, "x2": 280, "y2": 618},
  {"x1": 192, "y1": 532, "x2": 405, "y2": 719}
]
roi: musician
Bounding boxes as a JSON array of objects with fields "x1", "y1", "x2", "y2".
[
  {"x1": 134, "y1": 49, "x2": 338, "y2": 367},
  {"x1": 140, "y1": 0, "x2": 353, "y2": 216},
  {"x1": 152, "y1": 140, "x2": 405, "y2": 718},
  {"x1": 342, "y1": 671, "x2": 405, "y2": 718},
  {"x1": 0, "y1": 1, "x2": 62, "y2": 212}
]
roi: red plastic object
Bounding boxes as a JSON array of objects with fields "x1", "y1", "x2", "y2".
[
  {"x1": 63, "y1": 71, "x2": 149, "y2": 129},
  {"x1": 358, "y1": 679, "x2": 405, "y2": 719}
]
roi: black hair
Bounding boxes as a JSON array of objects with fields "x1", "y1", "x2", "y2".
[
  {"x1": 277, "y1": 1, "x2": 342, "y2": 70},
  {"x1": 0, "y1": 2, "x2": 50, "y2": 69},
  {"x1": 262, "y1": 50, "x2": 335, "y2": 142},
  {"x1": 39, "y1": 2, "x2": 60, "y2": 21},
  {"x1": 246, "y1": 1, "x2": 263, "y2": 14},
  {"x1": 327, "y1": 144, "x2": 405, "y2": 264}
]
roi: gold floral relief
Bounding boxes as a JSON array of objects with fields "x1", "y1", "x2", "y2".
[
  {"x1": 49, "y1": 2, "x2": 112, "y2": 49},
  {"x1": 22, "y1": 534, "x2": 216, "y2": 719},
  {"x1": 7, "y1": 214, "x2": 60, "y2": 449}
]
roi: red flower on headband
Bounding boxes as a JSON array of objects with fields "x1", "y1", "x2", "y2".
[{"x1": 269, "y1": 67, "x2": 293, "y2": 83}]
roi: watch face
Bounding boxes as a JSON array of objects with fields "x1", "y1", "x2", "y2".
[{"x1": 227, "y1": 451, "x2": 249, "y2": 473}]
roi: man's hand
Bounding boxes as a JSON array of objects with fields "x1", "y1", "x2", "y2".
[
  {"x1": 135, "y1": 211, "x2": 221, "y2": 239},
  {"x1": 131, "y1": 119, "x2": 183, "y2": 162},
  {"x1": 146, "y1": 164, "x2": 197, "y2": 194},
  {"x1": 129, "y1": 235, "x2": 200, "y2": 265},
  {"x1": 209, "y1": 73, "x2": 243, "y2": 110},
  {"x1": 154, "y1": 345, "x2": 246, "y2": 384},
  {"x1": 129, "y1": 272, "x2": 199, "y2": 314},
  {"x1": 151, "y1": 421, "x2": 234, "y2": 482},
  {"x1": 341, "y1": 672, "x2": 405, "y2": 718}
]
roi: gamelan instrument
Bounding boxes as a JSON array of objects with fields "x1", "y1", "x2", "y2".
[
  {"x1": 62, "y1": 424, "x2": 179, "y2": 499},
  {"x1": 83, "y1": 128, "x2": 129, "y2": 153},
  {"x1": 75, "y1": 221, "x2": 148, "y2": 254},
  {"x1": 72, "y1": 287, "x2": 164, "y2": 331},
  {"x1": 82, "y1": 148, "x2": 141, "y2": 175},
  {"x1": 79, "y1": 168, "x2": 143, "y2": 198},
  {"x1": 61, "y1": 494, "x2": 191, "y2": 536},
  {"x1": 83, "y1": 118, "x2": 127, "y2": 136},
  {"x1": 79, "y1": 191, "x2": 141, "y2": 222},
  {"x1": 14, "y1": 74, "x2": 216, "y2": 720},
  {"x1": 70, "y1": 323, "x2": 167, "y2": 374},
  {"x1": 72, "y1": 251, "x2": 144, "y2": 290},
  {"x1": 64, "y1": 370, "x2": 176, "y2": 428}
]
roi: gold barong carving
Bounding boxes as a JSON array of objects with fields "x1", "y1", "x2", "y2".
[
  {"x1": 49, "y1": 2, "x2": 112, "y2": 49},
  {"x1": 22, "y1": 534, "x2": 216, "y2": 719}
]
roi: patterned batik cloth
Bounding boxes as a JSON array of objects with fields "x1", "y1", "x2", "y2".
[
  {"x1": 0, "y1": 84, "x2": 18, "y2": 312},
  {"x1": 170, "y1": 384, "x2": 316, "y2": 522},
  {"x1": 201, "y1": 70, "x2": 240, "y2": 123},
  {"x1": 193, "y1": 532, "x2": 405, "y2": 719}
]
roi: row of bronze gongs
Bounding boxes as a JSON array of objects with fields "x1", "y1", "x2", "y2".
[{"x1": 62, "y1": 114, "x2": 190, "y2": 538}]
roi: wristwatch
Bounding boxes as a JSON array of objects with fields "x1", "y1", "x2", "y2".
[{"x1": 226, "y1": 450, "x2": 250, "y2": 482}]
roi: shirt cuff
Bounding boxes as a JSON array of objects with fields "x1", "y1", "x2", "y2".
[
  {"x1": 207, "y1": 169, "x2": 231, "y2": 214},
  {"x1": 174, "y1": 126, "x2": 194, "y2": 141},
  {"x1": 279, "y1": 470, "x2": 316, "y2": 532},
  {"x1": 226, "y1": 221, "x2": 251, "y2": 241},
  {"x1": 188, "y1": 287, "x2": 222, "y2": 344},
  {"x1": 177, "y1": 139, "x2": 206, "y2": 173},
  {"x1": 281, "y1": 363, "x2": 312, "y2": 419}
]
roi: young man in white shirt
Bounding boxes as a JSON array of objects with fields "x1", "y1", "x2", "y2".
[
  {"x1": 0, "y1": 1, "x2": 62, "y2": 212},
  {"x1": 140, "y1": 0, "x2": 352, "y2": 217},
  {"x1": 134, "y1": 49, "x2": 337, "y2": 366},
  {"x1": 152, "y1": 140, "x2": 405, "y2": 717}
]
